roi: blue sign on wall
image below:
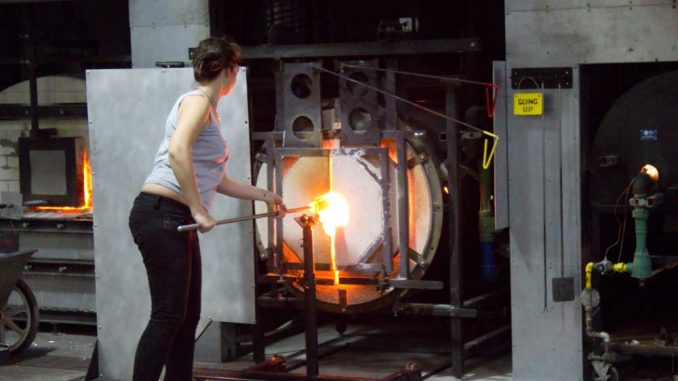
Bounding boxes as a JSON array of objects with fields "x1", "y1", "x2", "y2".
[{"x1": 640, "y1": 129, "x2": 658, "y2": 141}]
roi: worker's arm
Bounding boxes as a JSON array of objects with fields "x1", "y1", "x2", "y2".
[
  {"x1": 168, "y1": 96, "x2": 216, "y2": 232},
  {"x1": 217, "y1": 174, "x2": 287, "y2": 214}
]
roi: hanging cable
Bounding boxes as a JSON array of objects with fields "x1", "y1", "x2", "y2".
[
  {"x1": 311, "y1": 64, "x2": 500, "y2": 169},
  {"x1": 340, "y1": 63, "x2": 500, "y2": 118}
]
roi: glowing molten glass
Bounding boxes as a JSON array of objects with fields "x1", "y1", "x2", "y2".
[
  {"x1": 310, "y1": 192, "x2": 349, "y2": 236},
  {"x1": 641, "y1": 164, "x2": 659, "y2": 182}
]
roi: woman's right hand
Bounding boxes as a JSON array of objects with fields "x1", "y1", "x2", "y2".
[{"x1": 191, "y1": 208, "x2": 217, "y2": 233}]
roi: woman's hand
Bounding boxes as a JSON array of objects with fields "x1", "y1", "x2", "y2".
[
  {"x1": 191, "y1": 207, "x2": 217, "y2": 233},
  {"x1": 263, "y1": 190, "x2": 287, "y2": 218}
]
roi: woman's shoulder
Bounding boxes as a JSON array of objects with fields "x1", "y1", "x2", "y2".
[
  {"x1": 177, "y1": 90, "x2": 208, "y2": 103},
  {"x1": 177, "y1": 92, "x2": 210, "y2": 113}
]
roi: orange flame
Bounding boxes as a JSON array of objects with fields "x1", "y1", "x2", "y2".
[
  {"x1": 36, "y1": 151, "x2": 93, "y2": 213},
  {"x1": 310, "y1": 192, "x2": 349, "y2": 236},
  {"x1": 310, "y1": 191, "x2": 349, "y2": 285}
]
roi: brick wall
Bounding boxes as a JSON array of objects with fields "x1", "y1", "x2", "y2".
[{"x1": 0, "y1": 76, "x2": 88, "y2": 193}]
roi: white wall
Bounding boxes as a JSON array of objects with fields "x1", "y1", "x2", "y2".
[{"x1": 0, "y1": 76, "x2": 88, "y2": 193}]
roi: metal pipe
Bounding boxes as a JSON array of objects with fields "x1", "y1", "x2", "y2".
[
  {"x1": 297, "y1": 214, "x2": 319, "y2": 378},
  {"x1": 27, "y1": 36, "x2": 39, "y2": 137},
  {"x1": 462, "y1": 288, "x2": 508, "y2": 308},
  {"x1": 394, "y1": 303, "x2": 477, "y2": 318},
  {"x1": 584, "y1": 306, "x2": 610, "y2": 347},
  {"x1": 446, "y1": 87, "x2": 465, "y2": 377},
  {"x1": 631, "y1": 207, "x2": 651, "y2": 279},
  {"x1": 177, "y1": 206, "x2": 309, "y2": 232},
  {"x1": 478, "y1": 153, "x2": 496, "y2": 282},
  {"x1": 463, "y1": 325, "x2": 511, "y2": 355}
]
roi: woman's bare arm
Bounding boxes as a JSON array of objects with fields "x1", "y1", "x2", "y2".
[{"x1": 168, "y1": 95, "x2": 216, "y2": 231}]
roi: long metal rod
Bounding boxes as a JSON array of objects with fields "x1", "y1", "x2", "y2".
[
  {"x1": 177, "y1": 206, "x2": 309, "y2": 232},
  {"x1": 462, "y1": 288, "x2": 508, "y2": 308},
  {"x1": 341, "y1": 63, "x2": 495, "y2": 87},
  {"x1": 311, "y1": 65, "x2": 486, "y2": 135},
  {"x1": 463, "y1": 325, "x2": 511, "y2": 355}
]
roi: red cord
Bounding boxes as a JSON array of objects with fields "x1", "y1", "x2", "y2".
[{"x1": 484, "y1": 83, "x2": 500, "y2": 118}]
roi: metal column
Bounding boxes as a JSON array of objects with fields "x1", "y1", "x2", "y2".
[
  {"x1": 298, "y1": 214, "x2": 319, "y2": 378},
  {"x1": 446, "y1": 88, "x2": 464, "y2": 377}
]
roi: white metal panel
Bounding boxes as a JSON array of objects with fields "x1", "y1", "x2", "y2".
[
  {"x1": 505, "y1": 66, "x2": 584, "y2": 381},
  {"x1": 87, "y1": 67, "x2": 253, "y2": 380},
  {"x1": 128, "y1": 0, "x2": 209, "y2": 68},
  {"x1": 506, "y1": 2, "x2": 678, "y2": 66},
  {"x1": 493, "y1": 61, "x2": 509, "y2": 230},
  {"x1": 508, "y1": 0, "x2": 673, "y2": 12},
  {"x1": 504, "y1": 2, "x2": 678, "y2": 379},
  {"x1": 130, "y1": 25, "x2": 209, "y2": 68},
  {"x1": 128, "y1": 0, "x2": 209, "y2": 27}
]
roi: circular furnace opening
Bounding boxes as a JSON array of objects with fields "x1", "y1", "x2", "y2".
[{"x1": 254, "y1": 141, "x2": 443, "y2": 313}]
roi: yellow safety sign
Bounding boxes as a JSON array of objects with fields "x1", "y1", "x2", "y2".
[{"x1": 513, "y1": 93, "x2": 543, "y2": 116}]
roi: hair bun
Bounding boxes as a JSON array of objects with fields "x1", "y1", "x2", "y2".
[{"x1": 192, "y1": 37, "x2": 241, "y2": 83}]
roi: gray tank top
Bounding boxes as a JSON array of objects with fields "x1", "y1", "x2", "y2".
[{"x1": 144, "y1": 90, "x2": 229, "y2": 210}]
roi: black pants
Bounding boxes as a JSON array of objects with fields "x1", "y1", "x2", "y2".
[{"x1": 128, "y1": 192, "x2": 201, "y2": 381}]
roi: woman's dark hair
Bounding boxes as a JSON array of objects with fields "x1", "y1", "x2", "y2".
[{"x1": 192, "y1": 36, "x2": 241, "y2": 82}]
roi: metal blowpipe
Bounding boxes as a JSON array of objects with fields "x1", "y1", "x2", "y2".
[{"x1": 177, "y1": 206, "x2": 311, "y2": 232}]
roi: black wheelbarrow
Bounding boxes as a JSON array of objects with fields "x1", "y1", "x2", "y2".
[{"x1": 0, "y1": 249, "x2": 39, "y2": 356}]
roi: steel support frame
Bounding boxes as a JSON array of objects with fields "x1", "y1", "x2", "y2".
[
  {"x1": 243, "y1": 214, "x2": 423, "y2": 381},
  {"x1": 240, "y1": 38, "x2": 480, "y2": 60},
  {"x1": 446, "y1": 87, "x2": 465, "y2": 377},
  {"x1": 246, "y1": 61, "x2": 504, "y2": 379},
  {"x1": 272, "y1": 146, "x2": 392, "y2": 275}
]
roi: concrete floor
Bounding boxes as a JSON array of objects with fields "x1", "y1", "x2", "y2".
[
  {"x1": 195, "y1": 320, "x2": 512, "y2": 381},
  {"x1": 2, "y1": 323, "x2": 677, "y2": 381},
  {"x1": 0, "y1": 321, "x2": 512, "y2": 381},
  {"x1": 0, "y1": 331, "x2": 94, "y2": 381}
]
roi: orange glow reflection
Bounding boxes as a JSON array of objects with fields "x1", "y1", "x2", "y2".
[{"x1": 36, "y1": 151, "x2": 93, "y2": 213}]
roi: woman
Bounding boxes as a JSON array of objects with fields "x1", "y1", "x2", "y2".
[{"x1": 128, "y1": 37, "x2": 285, "y2": 381}]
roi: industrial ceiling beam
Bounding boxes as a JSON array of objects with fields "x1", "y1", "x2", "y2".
[{"x1": 239, "y1": 38, "x2": 481, "y2": 60}]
